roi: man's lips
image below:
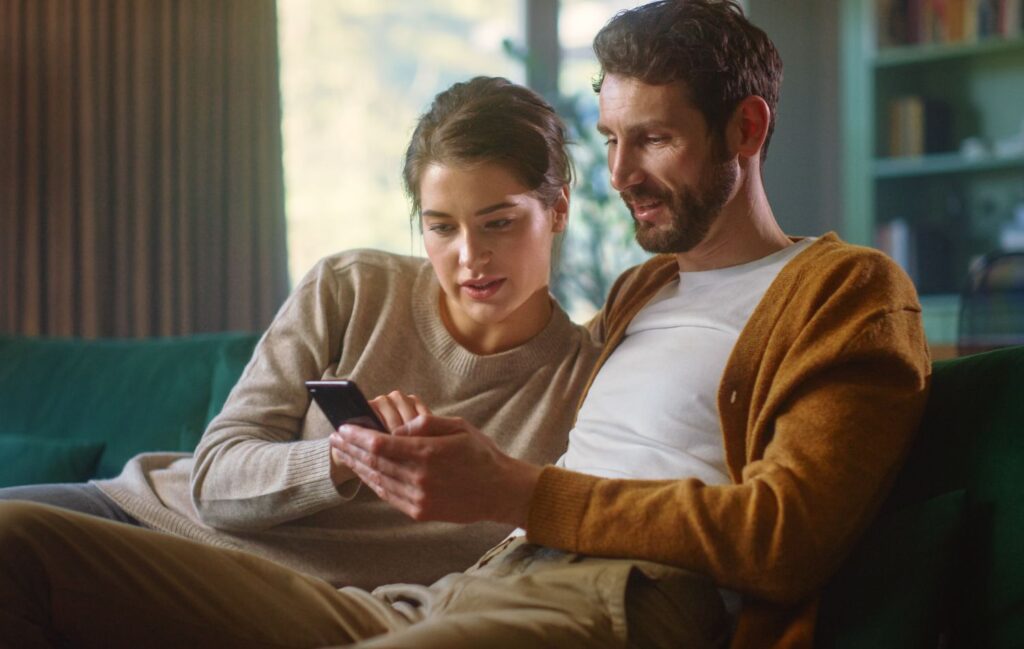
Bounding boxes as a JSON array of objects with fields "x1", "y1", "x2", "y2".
[
  {"x1": 622, "y1": 188, "x2": 669, "y2": 224},
  {"x1": 628, "y1": 199, "x2": 665, "y2": 223},
  {"x1": 460, "y1": 277, "x2": 506, "y2": 300}
]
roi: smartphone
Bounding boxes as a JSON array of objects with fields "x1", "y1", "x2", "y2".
[{"x1": 305, "y1": 379, "x2": 386, "y2": 432}]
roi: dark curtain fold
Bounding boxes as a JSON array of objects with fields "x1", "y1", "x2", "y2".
[{"x1": 0, "y1": 0, "x2": 289, "y2": 337}]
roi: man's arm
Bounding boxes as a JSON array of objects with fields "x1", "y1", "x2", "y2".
[
  {"x1": 337, "y1": 304, "x2": 927, "y2": 604},
  {"x1": 525, "y1": 305, "x2": 930, "y2": 604}
]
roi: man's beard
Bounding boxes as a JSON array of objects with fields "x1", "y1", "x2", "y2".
[{"x1": 622, "y1": 149, "x2": 738, "y2": 254}]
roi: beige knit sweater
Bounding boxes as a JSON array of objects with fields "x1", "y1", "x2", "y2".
[
  {"x1": 96, "y1": 250, "x2": 600, "y2": 589},
  {"x1": 526, "y1": 234, "x2": 931, "y2": 648}
]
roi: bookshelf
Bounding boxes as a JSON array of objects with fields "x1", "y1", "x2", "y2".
[{"x1": 841, "y1": 0, "x2": 1024, "y2": 350}]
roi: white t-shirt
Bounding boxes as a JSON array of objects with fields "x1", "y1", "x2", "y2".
[
  {"x1": 557, "y1": 239, "x2": 814, "y2": 483},
  {"x1": 555, "y1": 238, "x2": 813, "y2": 616}
]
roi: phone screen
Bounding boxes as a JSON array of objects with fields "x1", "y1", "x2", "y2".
[{"x1": 305, "y1": 380, "x2": 386, "y2": 432}]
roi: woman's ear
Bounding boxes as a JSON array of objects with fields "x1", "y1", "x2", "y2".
[
  {"x1": 551, "y1": 185, "x2": 570, "y2": 233},
  {"x1": 728, "y1": 95, "x2": 771, "y2": 160}
]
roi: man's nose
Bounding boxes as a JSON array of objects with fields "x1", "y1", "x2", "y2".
[{"x1": 608, "y1": 145, "x2": 643, "y2": 191}]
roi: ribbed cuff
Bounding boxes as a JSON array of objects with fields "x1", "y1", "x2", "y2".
[
  {"x1": 285, "y1": 437, "x2": 356, "y2": 505},
  {"x1": 525, "y1": 465, "x2": 599, "y2": 551}
]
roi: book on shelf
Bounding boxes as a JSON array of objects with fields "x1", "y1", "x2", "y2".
[
  {"x1": 877, "y1": 0, "x2": 1022, "y2": 48},
  {"x1": 886, "y1": 95, "x2": 953, "y2": 157},
  {"x1": 875, "y1": 219, "x2": 958, "y2": 293},
  {"x1": 875, "y1": 218, "x2": 917, "y2": 282}
]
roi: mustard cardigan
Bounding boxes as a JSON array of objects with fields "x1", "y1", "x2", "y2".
[{"x1": 525, "y1": 233, "x2": 931, "y2": 648}]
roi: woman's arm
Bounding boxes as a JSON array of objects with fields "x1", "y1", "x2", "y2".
[{"x1": 190, "y1": 259, "x2": 355, "y2": 532}]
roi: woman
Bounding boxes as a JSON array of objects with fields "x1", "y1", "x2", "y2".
[{"x1": 0, "y1": 77, "x2": 600, "y2": 590}]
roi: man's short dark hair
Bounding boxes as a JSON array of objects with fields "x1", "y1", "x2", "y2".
[{"x1": 592, "y1": 0, "x2": 783, "y2": 161}]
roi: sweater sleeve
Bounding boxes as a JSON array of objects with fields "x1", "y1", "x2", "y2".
[
  {"x1": 190, "y1": 259, "x2": 356, "y2": 532},
  {"x1": 526, "y1": 259, "x2": 931, "y2": 605}
]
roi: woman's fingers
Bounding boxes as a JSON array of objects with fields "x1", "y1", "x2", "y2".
[
  {"x1": 330, "y1": 431, "x2": 420, "y2": 511},
  {"x1": 389, "y1": 391, "x2": 421, "y2": 425},
  {"x1": 369, "y1": 391, "x2": 432, "y2": 432}
]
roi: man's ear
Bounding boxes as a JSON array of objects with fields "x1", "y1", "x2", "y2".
[
  {"x1": 728, "y1": 95, "x2": 771, "y2": 160},
  {"x1": 551, "y1": 185, "x2": 570, "y2": 233}
]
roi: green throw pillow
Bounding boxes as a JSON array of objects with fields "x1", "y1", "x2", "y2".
[
  {"x1": 816, "y1": 489, "x2": 967, "y2": 649},
  {"x1": 0, "y1": 436, "x2": 106, "y2": 488}
]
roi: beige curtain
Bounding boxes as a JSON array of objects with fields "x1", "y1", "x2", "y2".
[{"x1": 0, "y1": 0, "x2": 289, "y2": 337}]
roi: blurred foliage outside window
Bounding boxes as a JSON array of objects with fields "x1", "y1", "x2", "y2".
[{"x1": 279, "y1": 0, "x2": 647, "y2": 321}]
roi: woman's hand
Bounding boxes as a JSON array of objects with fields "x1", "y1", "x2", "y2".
[
  {"x1": 368, "y1": 391, "x2": 431, "y2": 431},
  {"x1": 329, "y1": 391, "x2": 430, "y2": 487},
  {"x1": 330, "y1": 411, "x2": 543, "y2": 527}
]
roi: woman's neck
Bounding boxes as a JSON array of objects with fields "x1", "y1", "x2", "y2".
[{"x1": 439, "y1": 289, "x2": 553, "y2": 355}]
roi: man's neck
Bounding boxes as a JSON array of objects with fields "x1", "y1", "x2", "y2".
[{"x1": 674, "y1": 176, "x2": 790, "y2": 273}]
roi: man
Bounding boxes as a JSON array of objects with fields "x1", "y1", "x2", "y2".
[
  {"x1": 333, "y1": 1, "x2": 929, "y2": 647},
  {"x1": 0, "y1": 2, "x2": 928, "y2": 648}
]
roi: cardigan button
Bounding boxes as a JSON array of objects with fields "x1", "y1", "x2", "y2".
[{"x1": 729, "y1": 390, "x2": 738, "y2": 404}]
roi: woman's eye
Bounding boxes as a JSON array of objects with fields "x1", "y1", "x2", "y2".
[
  {"x1": 427, "y1": 223, "x2": 455, "y2": 235},
  {"x1": 485, "y1": 218, "x2": 513, "y2": 230}
]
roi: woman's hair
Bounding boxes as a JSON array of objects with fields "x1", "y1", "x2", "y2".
[{"x1": 403, "y1": 76, "x2": 573, "y2": 216}]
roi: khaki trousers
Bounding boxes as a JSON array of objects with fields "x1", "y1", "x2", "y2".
[{"x1": 0, "y1": 501, "x2": 728, "y2": 649}]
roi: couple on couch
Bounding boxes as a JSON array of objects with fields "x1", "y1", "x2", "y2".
[{"x1": 0, "y1": 2, "x2": 930, "y2": 648}]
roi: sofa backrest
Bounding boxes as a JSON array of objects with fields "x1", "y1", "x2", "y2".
[
  {"x1": 0, "y1": 333, "x2": 260, "y2": 479},
  {"x1": 817, "y1": 345, "x2": 1024, "y2": 648}
]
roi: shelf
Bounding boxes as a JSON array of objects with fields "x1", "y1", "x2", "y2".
[
  {"x1": 874, "y1": 36, "x2": 1024, "y2": 68},
  {"x1": 920, "y1": 293, "x2": 961, "y2": 345},
  {"x1": 874, "y1": 152, "x2": 1024, "y2": 178}
]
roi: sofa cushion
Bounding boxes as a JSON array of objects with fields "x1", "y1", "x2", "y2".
[
  {"x1": 844, "y1": 345, "x2": 1024, "y2": 648},
  {"x1": 0, "y1": 333, "x2": 259, "y2": 479},
  {"x1": 0, "y1": 436, "x2": 106, "y2": 487},
  {"x1": 815, "y1": 489, "x2": 966, "y2": 648}
]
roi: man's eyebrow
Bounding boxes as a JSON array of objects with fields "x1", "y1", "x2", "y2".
[
  {"x1": 596, "y1": 120, "x2": 673, "y2": 137},
  {"x1": 420, "y1": 201, "x2": 518, "y2": 219}
]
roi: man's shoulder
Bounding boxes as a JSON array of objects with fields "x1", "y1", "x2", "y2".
[{"x1": 787, "y1": 233, "x2": 918, "y2": 301}]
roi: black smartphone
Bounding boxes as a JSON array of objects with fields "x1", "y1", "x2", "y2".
[{"x1": 305, "y1": 379, "x2": 386, "y2": 432}]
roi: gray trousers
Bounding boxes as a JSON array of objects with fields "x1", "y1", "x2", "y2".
[{"x1": 0, "y1": 483, "x2": 140, "y2": 525}]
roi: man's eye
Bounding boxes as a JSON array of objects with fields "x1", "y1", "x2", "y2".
[{"x1": 646, "y1": 136, "x2": 668, "y2": 144}]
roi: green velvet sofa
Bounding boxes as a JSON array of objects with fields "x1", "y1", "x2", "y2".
[
  {"x1": 0, "y1": 333, "x2": 259, "y2": 486},
  {"x1": 817, "y1": 344, "x2": 1024, "y2": 649},
  {"x1": 0, "y1": 334, "x2": 1020, "y2": 647}
]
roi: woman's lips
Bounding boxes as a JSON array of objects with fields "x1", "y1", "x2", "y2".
[{"x1": 460, "y1": 278, "x2": 506, "y2": 300}]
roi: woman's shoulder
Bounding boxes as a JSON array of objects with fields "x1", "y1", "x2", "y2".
[{"x1": 301, "y1": 249, "x2": 430, "y2": 288}]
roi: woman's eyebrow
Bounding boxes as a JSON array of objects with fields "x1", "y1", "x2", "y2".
[{"x1": 420, "y1": 200, "x2": 518, "y2": 219}]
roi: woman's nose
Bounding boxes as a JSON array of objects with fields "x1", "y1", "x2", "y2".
[{"x1": 458, "y1": 233, "x2": 491, "y2": 270}]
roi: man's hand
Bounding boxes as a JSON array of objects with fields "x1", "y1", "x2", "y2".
[{"x1": 330, "y1": 413, "x2": 543, "y2": 527}]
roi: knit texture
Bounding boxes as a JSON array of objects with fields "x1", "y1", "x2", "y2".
[
  {"x1": 526, "y1": 233, "x2": 931, "y2": 648},
  {"x1": 97, "y1": 250, "x2": 600, "y2": 589}
]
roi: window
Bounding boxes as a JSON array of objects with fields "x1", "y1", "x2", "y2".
[
  {"x1": 278, "y1": 0, "x2": 655, "y2": 319},
  {"x1": 278, "y1": 0, "x2": 524, "y2": 284}
]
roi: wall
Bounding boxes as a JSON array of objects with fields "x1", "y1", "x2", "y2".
[{"x1": 749, "y1": 0, "x2": 842, "y2": 237}]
